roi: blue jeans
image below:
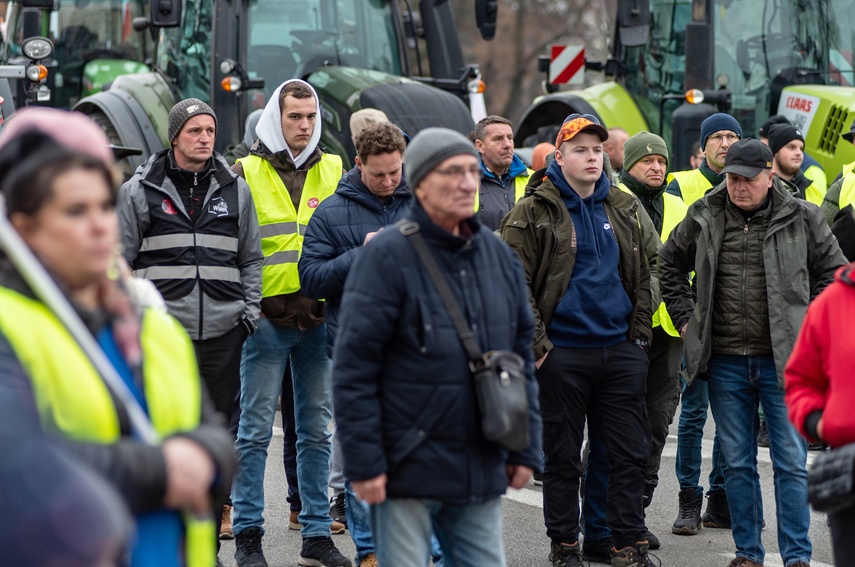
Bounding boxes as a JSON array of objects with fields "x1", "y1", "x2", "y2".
[
  {"x1": 706, "y1": 354, "x2": 811, "y2": 565},
  {"x1": 676, "y1": 376, "x2": 726, "y2": 494},
  {"x1": 582, "y1": 435, "x2": 611, "y2": 541},
  {"x1": 232, "y1": 321, "x2": 333, "y2": 537},
  {"x1": 370, "y1": 498, "x2": 504, "y2": 567},
  {"x1": 347, "y1": 483, "x2": 444, "y2": 565}
]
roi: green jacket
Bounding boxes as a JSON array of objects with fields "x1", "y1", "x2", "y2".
[
  {"x1": 499, "y1": 173, "x2": 653, "y2": 358},
  {"x1": 660, "y1": 178, "x2": 845, "y2": 387}
]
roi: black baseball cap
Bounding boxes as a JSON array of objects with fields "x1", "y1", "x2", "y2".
[{"x1": 721, "y1": 138, "x2": 773, "y2": 178}]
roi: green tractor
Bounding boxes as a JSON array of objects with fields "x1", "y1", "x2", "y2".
[
  {"x1": 2, "y1": 0, "x2": 152, "y2": 109},
  {"x1": 515, "y1": 0, "x2": 855, "y2": 175},
  {"x1": 73, "y1": 0, "x2": 498, "y2": 175}
]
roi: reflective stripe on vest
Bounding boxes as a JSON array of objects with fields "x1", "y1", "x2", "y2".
[
  {"x1": 667, "y1": 169, "x2": 713, "y2": 205},
  {"x1": 239, "y1": 153, "x2": 341, "y2": 297},
  {"x1": 0, "y1": 286, "x2": 214, "y2": 567},
  {"x1": 474, "y1": 168, "x2": 534, "y2": 213},
  {"x1": 840, "y1": 171, "x2": 855, "y2": 211},
  {"x1": 617, "y1": 183, "x2": 687, "y2": 337},
  {"x1": 802, "y1": 164, "x2": 827, "y2": 206}
]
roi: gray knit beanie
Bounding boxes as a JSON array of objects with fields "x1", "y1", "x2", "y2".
[
  {"x1": 623, "y1": 131, "x2": 669, "y2": 172},
  {"x1": 168, "y1": 98, "x2": 217, "y2": 142},
  {"x1": 404, "y1": 128, "x2": 477, "y2": 191}
]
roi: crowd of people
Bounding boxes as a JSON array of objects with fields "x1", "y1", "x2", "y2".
[{"x1": 1, "y1": 79, "x2": 855, "y2": 567}]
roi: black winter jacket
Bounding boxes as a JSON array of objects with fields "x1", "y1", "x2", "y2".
[
  {"x1": 332, "y1": 201, "x2": 542, "y2": 503},
  {"x1": 299, "y1": 166, "x2": 412, "y2": 354}
]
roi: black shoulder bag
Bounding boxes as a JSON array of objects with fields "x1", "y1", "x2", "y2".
[{"x1": 400, "y1": 221, "x2": 530, "y2": 452}]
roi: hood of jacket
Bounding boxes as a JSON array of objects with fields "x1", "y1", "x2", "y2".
[
  {"x1": 255, "y1": 79, "x2": 322, "y2": 169},
  {"x1": 480, "y1": 153, "x2": 529, "y2": 181}
]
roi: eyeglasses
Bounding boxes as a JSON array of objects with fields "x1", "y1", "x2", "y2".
[
  {"x1": 433, "y1": 165, "x2": 481, "y2": 180},
  {"x1": 707, "y1": 133, "x2": 740, "y2": 144}
]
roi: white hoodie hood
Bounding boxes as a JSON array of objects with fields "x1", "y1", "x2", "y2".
[{"x1": 255, "y1": 79, "x2": 322, "y2": 169}]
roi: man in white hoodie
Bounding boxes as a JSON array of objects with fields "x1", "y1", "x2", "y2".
[{"x1": 231, "y1": 79, "x2": 348, "y2": 567}]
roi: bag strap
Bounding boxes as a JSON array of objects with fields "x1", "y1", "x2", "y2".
[{"x1": 399, "y1": 221, "x2": 486, "y2": 370}]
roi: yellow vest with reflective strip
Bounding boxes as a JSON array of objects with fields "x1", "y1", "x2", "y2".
[
  {"x1": 618, "y1": 183, "x2": 688, "y2": 337},
  {"x1": 473, "y1": 168, "x2": 534, "y2": 213},
  {"x1": 0, "y1": 286, "x2": 214, "y2": 567},
  {"x1": 802, "y1": 164, "x2": 827, "y2": 206},
  {"x1": 840, "y1": 170, "x2": 855, "y2": 212},
  {"x1": 667, "y1": 169, "x2": 713, "y2": 206},
  {"x1": 239, "y1": 153, "x2": 342, "y2": 297}
]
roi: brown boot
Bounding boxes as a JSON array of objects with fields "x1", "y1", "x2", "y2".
[
  {"x1": 359, "y1": 552, "x2": 378, "y2": 567},
  {"x1": 219, "y1": 504, "x2": 234, "y2": 540},
  {"x1": 289, "y1": 510, "x2": 302, "y2": 530}
]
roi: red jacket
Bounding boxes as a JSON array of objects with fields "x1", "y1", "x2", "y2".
[{"x1": 785, "y1": 262, "x2": 855, "y2": 448}]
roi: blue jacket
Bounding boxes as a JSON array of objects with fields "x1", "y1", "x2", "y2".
[
  {"x1": 332, "y1": 200, "x2": 542, "y2": 503},
  {"x1": 299, "y1": 166, "x2": 412, "y2": 354}
]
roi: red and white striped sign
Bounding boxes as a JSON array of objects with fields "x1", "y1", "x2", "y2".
[{"x1": 549, "y1": 45, "x2": 585, "y2": 85}]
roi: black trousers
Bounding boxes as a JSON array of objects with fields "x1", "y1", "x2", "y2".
[
  {"x1": 539, "y1": 340, "x2": 650, "y2": 549},
  {"x1": 280, "y1": 364, "x2": 301, "y2": 512},
  {"x1": 830, "y1": 505, "x2": 855, "y2": 564},
  {"x1": 643, "y1": 326, "x2": 683, "y2": 501}
]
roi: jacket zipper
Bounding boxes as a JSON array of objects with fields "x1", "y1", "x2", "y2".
[{"x1": 742, "y1": 222, "x2": 749, "y2": 355}]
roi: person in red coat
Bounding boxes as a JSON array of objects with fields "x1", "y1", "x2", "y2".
[{"x1": 785, "y1": 262, "x2": 855, "y2": 565}]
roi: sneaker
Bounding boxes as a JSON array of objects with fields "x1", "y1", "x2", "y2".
[
  {"x1": 808, "y1": 442, "x2": 828, "y2": 451},
  {"x1": 757, "y1": 421, "x2": 770, "y2": 448},
  {"x1": 610, "y1": 542, "x2": 657, "y2": 567},
  {"x1": 672, "y1": 488, "x2": 703, "y2": 535},
  {"x1": 533, "y1": 471, "x2": 544, "y2": 486},
  {"x1": 702, "y1": 490, "x2": 731, "y2": 529},
  {"x1": 358, "y1": 553, "x2": 378, "y2": 567},
  {"x1": 582, "y1": 536, "x2": 613, "y2": 563},
  {"x1": 549, "y1": 541, "x2": 583, "y2": 567},
  {"x1": 643, "y1": 527, "x2": 660, "y2": 550},
  {"x1": 727, "y1": 558, "x2": 763, "y2": 567},
  {"x1": 220, "y1": 504, "x2": 234, "y2": 540},
  {"x1": 298, "y1": 536, "x2": 353, "y2": 567},
  {"x1": 290, "y1": 510, "x2": 346, "y2": 534},
  {"x1": 234, "y1": 527, "x2": 268, "y2": 567},
  {"x1": 330, "y1": 493, "x2": 347, "y2": 528}
]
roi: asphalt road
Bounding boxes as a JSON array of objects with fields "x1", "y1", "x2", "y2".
[{"x1": 219, "y1": 407, "x2": 835, "y2": 567}]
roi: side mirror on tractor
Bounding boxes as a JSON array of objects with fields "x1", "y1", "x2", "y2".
[{"x1": 151, "y1": 0, "x2": 181, "y2": 28}]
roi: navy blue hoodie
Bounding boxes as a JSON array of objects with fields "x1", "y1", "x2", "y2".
[{"x1": 545, "y1": 161, "x2": 632, "y2": 347}]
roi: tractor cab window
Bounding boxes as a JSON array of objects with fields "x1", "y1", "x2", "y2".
[
  {"x1": 157, "y1": 0, "x2": 212, "y2": 102},
  {"x1": 245, "y1": 0, "x2": 401, "y2": 107},
  {"x1": 712, "y1": 0, "x2": 855, "y2": 136}
]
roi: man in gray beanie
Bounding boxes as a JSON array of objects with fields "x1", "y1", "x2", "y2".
[
  {"x1": 116, "y1": 97, "x2": 262, "y2": 549},
  {"x1": 333, "y1": 127, "x2": 542, "y2": 566}
]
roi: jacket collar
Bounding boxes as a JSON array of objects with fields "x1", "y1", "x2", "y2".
[{"x1": 409, "y1": 198, "x2": 482, "y2": 251}]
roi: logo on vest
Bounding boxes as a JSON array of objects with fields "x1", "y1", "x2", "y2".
[
  {"x1": 307, "y1": 197, "x2": 320, "y2": 209},
  {"x1": 162, "y1": 199, "x2": 178, "y2": 215},
  {"x1": 209, "y1": 197, "x2": 229, "y2": 217},
  {"x1": 603, "y1": 222, "x2": 611, "y2": 231}
]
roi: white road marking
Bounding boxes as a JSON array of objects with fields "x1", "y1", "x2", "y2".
[{"x1": 664, "y1": 435, "x2": 819, "y2": 466}]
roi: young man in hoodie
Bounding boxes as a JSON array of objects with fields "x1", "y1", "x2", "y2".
[
  {"x1": 231, "y1": 79, "x2": 349, "y2": 567},
  {"x1": 473, "y1": 115, "x2": 533, "y2": 230},
  {"x1": 500, "y1": 114, "x2": 654, "y2": 567}
]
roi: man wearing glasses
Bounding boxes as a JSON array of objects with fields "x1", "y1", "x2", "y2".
[
  {"x1": 667, "y1": 113, "x2": 742, "y2": 206},
  {"x1": 500, "y1": 114, "x2": 654, "y2": 567}
]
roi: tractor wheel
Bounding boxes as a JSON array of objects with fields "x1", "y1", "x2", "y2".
[{"x1": 88, "y1": 111, "x2": 135, "y2": 181}]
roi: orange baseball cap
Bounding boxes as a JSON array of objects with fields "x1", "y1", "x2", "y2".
[{"x1": 555, "y1": 113, "x2": 609, "y2": 148}]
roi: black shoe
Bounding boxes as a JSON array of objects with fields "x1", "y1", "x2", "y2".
[
  {"x1": 582, "y1": 536, "x2": 613, "y2": 563},
  {"x1": 329, "y1": 493, "x2": 347, "y2": 528},
  {"x1": 808, "y1": 441, "x2": 829, "y2": 451},
  {"x1": 234, "y1": 527, "x2": 268, "y2": 567},
  {"x1": 549, "y1": 541, "x2": 583, "y2": 567},
  {"x1": 672, "y1": 488, "x2": 703, "y2": 535},
  {"x1": 533, "y1": 470, "x2": 543, "y2": 485},
  {"x1": 643, "y1": 527, "x2": 660, "y2": 550},
  {"x1": 702, "y1": 489, "x2": 731, "y2": 529},
  {"x1": 298, "y1": 536, "x2": 352, "y2": 567},
  {"x1": 757, "y1": 421, "x2": 770, "y2": 448}
]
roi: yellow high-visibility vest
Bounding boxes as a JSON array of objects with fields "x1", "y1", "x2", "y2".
[
  {"x1": 0, "y1": 285, "x2": 214, "y2": 567},
  {"x1": 667, "y1": 169, "x2": 714, "y2": 206},
  {"x1": 239, "y1": 153, "x2": 341, "y2": 297},
  {"x1": 839, "y1": 171, "x2": 855, "y2": 212},
  {"x1": 618, "y1": 183, "x2": 688, "y2": 337},
  {"x1": 802, "y1": 164, "x2": 827, "y2": 206},
  {"x1": 474, "y1": 168, "x2": 534, "y2": 213}
]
